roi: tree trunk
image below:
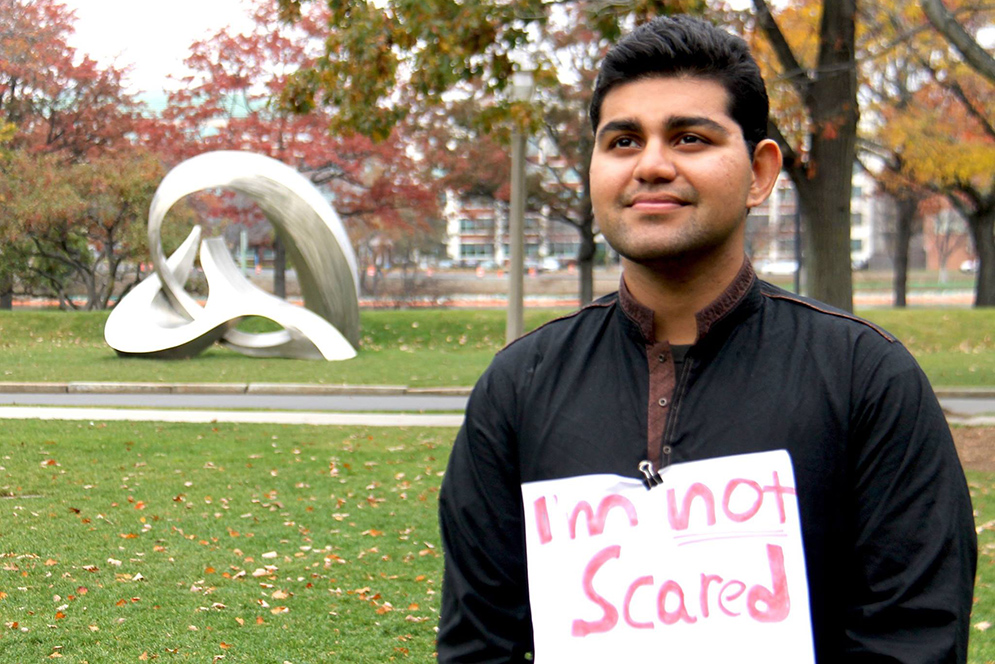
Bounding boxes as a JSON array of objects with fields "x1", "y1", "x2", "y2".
[
  {"x1": 273, "y1": 236, "x2": 286, "y2": 299},
  {"x1": 577, "y1": 217, "x2": 596, "y2": 306},
  {"x1": 577, "y1": 159, "x2": 595, "y2": 306},
  {"x1": 892, "y1": 195, "x2": 917, "y2": 308},
  {"x1": 0, "y1": 273, "x2": 12, "y2": 310},
  {"x1": 760, "y1": 0, "x2": 858, "y2": 312},
  {"x1": 968, "y1": 204, "x2": 995, "y2": 306},
  {"x1": 800, "y1": 0, "x2": 858, "y2": 312}
]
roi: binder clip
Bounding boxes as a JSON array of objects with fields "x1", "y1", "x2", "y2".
[{"x1": 638, "y1": 460, "x2": 664, "y2": 490}]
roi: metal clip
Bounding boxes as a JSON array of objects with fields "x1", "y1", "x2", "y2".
[{"x1": 638, "y1": 460, "x2": 663, "y2": 490}]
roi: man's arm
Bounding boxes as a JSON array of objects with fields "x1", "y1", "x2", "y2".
[
  {"x1": 844, "y1": 351, "x2": 977, "y2": 662},
  {"x1": 437, "y1": 360, "x2": 534, "y2": 663}
]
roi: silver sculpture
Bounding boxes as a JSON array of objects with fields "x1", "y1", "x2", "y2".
[{"x1": 104, "y1": 151, "x2": 360, "y2": 361}]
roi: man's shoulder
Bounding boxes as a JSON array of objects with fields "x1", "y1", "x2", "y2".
[
  {"x1": 756, "y1": 280, "x2": 896, "y2": 342},
  {"x1": 497, "y1": 292, "x2": 620, "y2": 359}
]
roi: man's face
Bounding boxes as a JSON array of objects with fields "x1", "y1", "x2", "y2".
[{"x1": 590, "y1": 76, "x2": 767, "y2": 268}]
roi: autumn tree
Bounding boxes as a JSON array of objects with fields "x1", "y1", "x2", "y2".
[
  {"x1": 275, "y1": 0, "x2": 704, "y2": 306},
  {"x1": 861, "y1": 0, "x2": 995, "y2": 306},
  {"x1": 0, "y1": 0, "x2": 150, "y2": 308},
  {"x1": 741, "y1": 0, "x2": 859, "y2": 311},
  {"x1": 157, "y1": 1, "x2": 441, "y2": 296},
  {"x1": 921, "y1": 0, "x2": 995, "y2": 83},
  {"x1": 0, "y1": 148, "x2": 191, "y2": 310}
]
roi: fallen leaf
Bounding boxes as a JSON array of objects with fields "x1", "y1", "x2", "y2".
[
  {"x1": 975, "y1": 621, "x2": 991, "y2": 632},
  {"x1": 270, "y1": 606, "x2": 289, "y2": 615},
  {"x1": 45, "y1": 559, "x2": 58, "y2": 566},
  {"x1": 271, "y1": 590, "x2": 290, "y2": 600},
  {"x1": 55, "y1": 611, "x2": 66, "y2": 620}
]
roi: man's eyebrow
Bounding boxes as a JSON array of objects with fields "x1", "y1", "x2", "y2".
[
  {"x1": 596, "y1": 119, "x2": 642, "y2": 142},
  {"x1": 666, "y1": 115, "x2": 730, "y2": 136}
]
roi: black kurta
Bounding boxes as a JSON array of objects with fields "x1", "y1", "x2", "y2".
[{"x1": 438, "y1": 262, "x2": 976, "y2": 663}]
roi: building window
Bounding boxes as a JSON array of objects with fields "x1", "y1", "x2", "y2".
[
  {"x1": 851, "y1": 213, "x2": 864, "y2": 227},
  {"x1": 460, "y1": 217, "x2": 495, "y2": 233},
  {"x1": 551, "y1": 242, "x2": 580, "y2": 256},
  {"x1": 460, "y1": 244, "x2": 494, "y2": 258},
  {"x1": 851, "y1": 239, "x2": 863, "y2": 252}
]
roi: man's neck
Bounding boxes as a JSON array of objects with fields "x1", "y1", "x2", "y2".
[{"x1": 621, "y1": 251, "x2": 746, "y2": 345}]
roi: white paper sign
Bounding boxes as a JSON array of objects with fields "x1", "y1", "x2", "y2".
[{"x1": 521, "y1": 450, "x2": 814, "y2": 662}]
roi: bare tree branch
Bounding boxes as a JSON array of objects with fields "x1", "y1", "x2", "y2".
[
  {"x1": 752, "y1": 0, "x2": 814, "y2": 104},
  {"x1": 921, "y1": 0, "x2": 995, "y2": 83}
]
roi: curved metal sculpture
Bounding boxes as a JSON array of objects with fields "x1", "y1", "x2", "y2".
[{"x1": 104, "y1": 151, "x2": 360, "y2": 361}]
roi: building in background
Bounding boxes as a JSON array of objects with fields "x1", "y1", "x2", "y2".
[
  {"x1": 444, "y1": 163, "x2": 975, "y2": 278},
  {"x1": 444, "y1": 193, "x2": 608, "y2": 270},
  {"x1": 746, "y1": 167, "x2": 915, "y2": 274}
]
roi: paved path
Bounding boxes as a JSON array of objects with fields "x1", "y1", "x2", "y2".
[
  {"x1": 2, "y1": 382, "x2": 994, "y2": 427},
  {"x1": 0, "y1": 392, "x2": 469, "y2": 412},
  {"x1": 0, "y1": 406, "x2": 463, "y2": 427}
]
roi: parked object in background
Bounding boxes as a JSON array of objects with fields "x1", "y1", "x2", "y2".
[
  {"x1": 961, "y1": 259, "x2": 979, "y2": 274},
  {"x1": 758, "y1": 259, "x2": 799, "y2": 276},
  {"x1": 104, "y1": 151, "x2": 359, "y2": 361}
]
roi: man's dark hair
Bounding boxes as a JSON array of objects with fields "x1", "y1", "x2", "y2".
[{"x1": 589, "y1": 15, "x2": 770, "y2": 156}]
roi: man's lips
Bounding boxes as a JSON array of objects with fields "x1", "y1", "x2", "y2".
[{"x1": 625, "y1": 194, "x2": 689, "y2": 210}]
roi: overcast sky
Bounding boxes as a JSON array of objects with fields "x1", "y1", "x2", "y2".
[{"x1": 60, "y1": 0, "x2": 255, "y2": 97}]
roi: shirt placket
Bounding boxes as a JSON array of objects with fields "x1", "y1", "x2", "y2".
[{"x1": 646, "y1": 339, "x2": 676, "y2": 470}]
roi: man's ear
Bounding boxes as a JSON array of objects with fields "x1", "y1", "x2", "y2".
[{"x1": 746, "y1": 139, "x2": 783, "y2": 208}]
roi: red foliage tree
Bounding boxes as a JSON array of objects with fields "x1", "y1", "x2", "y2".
[{"x1": 0, "y1": 0, "x2": 153, "y2": 309}]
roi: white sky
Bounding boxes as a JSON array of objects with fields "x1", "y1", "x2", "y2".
[{"x1": 60, "y1": 0, "x2": 256, "y2": 96}]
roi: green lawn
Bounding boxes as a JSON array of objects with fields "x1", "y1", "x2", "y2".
[
  {"x1": 1, "y1": 307, "x2": 994, "y2": 387},
  {"x1": 1, "y1": 420, "x2": 994, "y2": 661},
  {"x1": 968, "y1": 470, "x2": 995, "y2": 663},
  {"x1": 0, "y1": 420, "x2": 451, "y2": 662}
]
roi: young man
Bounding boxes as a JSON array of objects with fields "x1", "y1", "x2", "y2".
[{"x1": 438, "y1": 15, "x2": 976, "y2": 663}]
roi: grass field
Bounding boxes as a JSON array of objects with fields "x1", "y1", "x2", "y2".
[
  {"x1": 1, "y1": 308, "x2": 995, "y2": 388},
  {"x1": 0, "y1": 420, "x2": 451, "y2": 662},
  {"x1": 0, "y1": 419, "x2": 993, "y2": 662}
]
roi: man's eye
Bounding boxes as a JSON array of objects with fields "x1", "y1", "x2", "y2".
[
  {"x1": 610, "y1": 136, "x2": 639, "y2": 149},
  {"x1": 676, "y1": 134, "x2": 707, "y2": 146}
]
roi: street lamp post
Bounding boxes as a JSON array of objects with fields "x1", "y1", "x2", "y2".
[{"x1": 507, "y1": 69, "x2": 534, "y2": 345}]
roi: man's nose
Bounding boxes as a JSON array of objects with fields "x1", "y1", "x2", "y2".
[{"x1": 633, "y1": 140, "x2": 677, "y2": 183}]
